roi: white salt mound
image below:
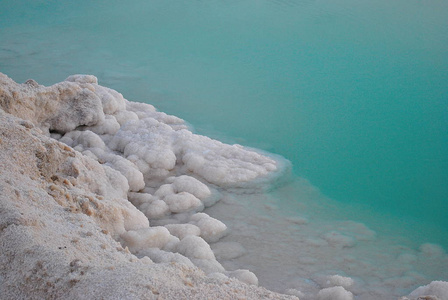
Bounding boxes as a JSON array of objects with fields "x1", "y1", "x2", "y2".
[
  {"x1": 1, "y1": 72, "x2": 447, "y2": 299},
  {"x1": 408, "y1": 281, "x2": 448, "y2": 300},
  {"x1": 0, "y1": 73, "x2": 297, "y2": 300},
  {"x1": 317, "y1": 286, "x2": 353, "y2": 300}
]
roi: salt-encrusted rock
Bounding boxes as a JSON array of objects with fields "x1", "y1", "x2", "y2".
[
  {"x1": 0, "y1": 73, "x2": 105, "y2": 133},
  {"x1": 163, "y1": 192, "x2": 204, "y2": 213},
  {"x1": 189, "y1": 212, "x2": 228, "y2": 243},
  {"x1": 419, "y1": 244, "x2": 446, "y2": 258},
  {"x1": 317, "y1": 286, "x2": 353, "y2": 300},
  {"x1": 176, "y1": 235, "x2": 225, "y2": 274},
  {"x1": 228, "y1": 269, "x2": 259, "y2": 286},
  {"x1": 177, "y1": 235, "x2": 216, "y2": 260},
  {"x1": 0, "y1": 91, "x2": 299, "y2": 300},
  {"x1": 120, "y1": 227, "x2": 174, "y2": 252},
  {"x1": 313, "y1": 274, "x2": 354, "y2": 289},
  {"x1": 322, "y1": 231, "x2": 356, "y2": 248},
  {"x1": 3, "y1": 73, "x2": 442, "y2": 300},
  {"x1": 1, "y1": 72, "x2": 282, "y2": 191},
  {"x1": 408, "y1": 281, "x2": 448, "y2": 300},
  {"x1": 211, "y1": 242, "x2": 247, "y2": 260},
  {"x1": 164, "y1": 223, "x2": 201, "y2": 240},
  {"x1": 0, "y1": 111, "x2": 147, "y2": 239},
  {"x1": 137, "y1": 248, "x2": 195, "y2": 267},
  {"x1": 169, "y1": 175, "x2": 212, "y2": 200}
]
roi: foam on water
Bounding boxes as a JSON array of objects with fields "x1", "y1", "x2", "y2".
[{"x1": 1, "y1": 0, "x2": 448, "y2": 298}]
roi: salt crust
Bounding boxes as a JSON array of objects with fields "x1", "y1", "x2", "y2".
[
  {"x1": 0, "y1": 72, "x2": 446, "y2": 299},
  {"x1": 317, "y1": 286, "x2": 353, "y2": 300},
  {"x1": 407, "y1": 281, "x2": 448, "y2": 300}
]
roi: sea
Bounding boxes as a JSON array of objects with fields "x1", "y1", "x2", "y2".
[{"x1": 1, "y1": 0, "x2": 447, "y2": 298}]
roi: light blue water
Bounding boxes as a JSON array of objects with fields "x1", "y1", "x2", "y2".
[{"x1": 1, "y1": 0, "x2": 447, "y2": 249}]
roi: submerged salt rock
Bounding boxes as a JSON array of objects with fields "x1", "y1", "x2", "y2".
[
  {"x1": 286, "y1": 216, "x2": 309, "y2": 225},
  {"x1": 324, "y1": 275, "x2": 354, "y2": 289},
  {"x1": 419, "y1": 244, "x2": 446, "y2": 258},
  {"x1": 408, "y1": 281, "x2": 448, "y2": 300},
  {"x1": 211, "y1": 242, "x2": 247, "y2": 260},
  {"x1": 202, "y1": 187, "x2": 222, "y2": 207},
  {"x1": 317, "y1": 286, "x2": 353, "y2": 300},
  {"x1": 305, "y1": 238, "x2": 329, "y2": 247},
  {"x1": 398, "y1": 253, "x2": 418, "y2": 264},
  {"x1": 322, "y1": 231, "x2": 356, "y2": 248}
]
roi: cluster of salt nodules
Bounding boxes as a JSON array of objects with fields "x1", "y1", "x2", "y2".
[
  {"x1": 0, "y1": 73, "x2": 282, "y2": 285},
  {"x1": 2, "y1": 73, "x2": 447, "y2": 300}
]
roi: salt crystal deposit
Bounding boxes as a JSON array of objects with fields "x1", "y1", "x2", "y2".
[{"x1": 1, "y1": 73, "x2": 446, "y2": 299}]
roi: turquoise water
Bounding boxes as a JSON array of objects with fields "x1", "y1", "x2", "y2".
[{"x1": 1, "y1": 0, "x2": 447, "y2": 249}]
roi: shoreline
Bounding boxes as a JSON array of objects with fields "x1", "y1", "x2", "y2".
[{"x1": 0, "y1": 73, "x2": 446, "y2": 300}]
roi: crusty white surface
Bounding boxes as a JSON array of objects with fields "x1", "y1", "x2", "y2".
[
  {"x1": 0, "y1": 103, "x2": 297, "y2": 300},
  {"x1": 1, "y1": 73, "x2": 446, "y2": 300}
]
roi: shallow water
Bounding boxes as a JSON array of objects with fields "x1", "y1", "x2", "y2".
[{"x1": 1, "y1": 0, "x2": 448, "y2": 297}]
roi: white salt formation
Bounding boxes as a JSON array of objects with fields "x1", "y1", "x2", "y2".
[
  {"x1": 0, "y1": 73, "x2": 447, "y2": 299},
  {"x1": 407, "y1": 281, "x2": 448, "y2": 300},
  {"x1": 0, "y1": 73, "x2": 291, "y2": 299}
]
